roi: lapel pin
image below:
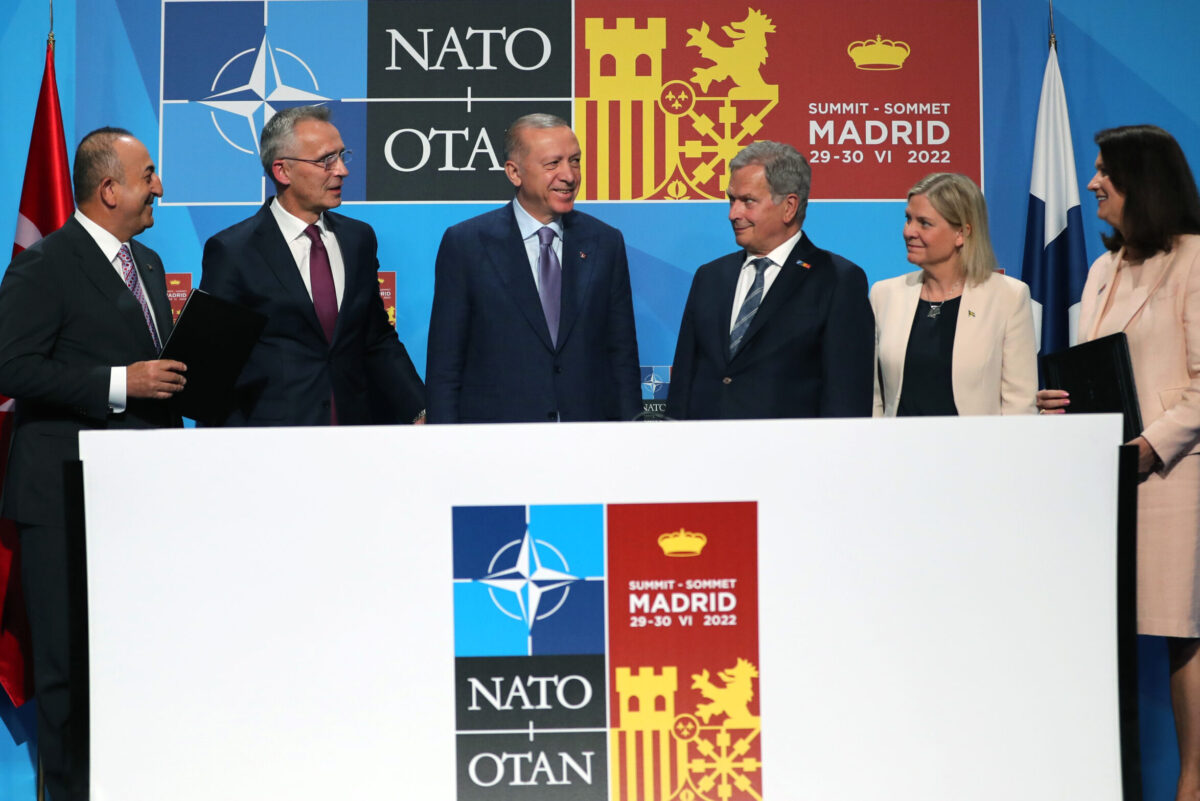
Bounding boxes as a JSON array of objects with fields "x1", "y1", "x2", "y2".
[
  {"x1": 1098, "y1": 283, "x2": 1107, "y2": 294},
  {"x1": 579, "y1": 251, "x2": 587, "y2": 259},
  {"x1": 968, "y1": 309, "x2": 975, "y2": 317},
  {"x1": 798, "y1": 261, "x2": 811, "y2": 269}
]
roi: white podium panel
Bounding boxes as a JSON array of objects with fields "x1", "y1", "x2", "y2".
[{"x1": 80, "y1": 416, "x2": 1123, "y2": 801}]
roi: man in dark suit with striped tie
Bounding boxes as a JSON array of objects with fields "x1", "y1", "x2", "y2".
[
  {"x1": 667, "y1": 141, "x2": 874, "y2": 419},
  {"x1": 0, "y1": 127, "x2": 186, "y2": 801}
]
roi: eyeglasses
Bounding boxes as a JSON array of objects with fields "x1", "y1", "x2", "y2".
[{"x1": 278, "y1": 149, "x2": 352, "y2": 171}]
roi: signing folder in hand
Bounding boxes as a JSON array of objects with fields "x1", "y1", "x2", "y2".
[
  {"x1": 1040, "y1": 332, "x2": 1143, "y2": 442},
  {"x1": 159, "y1": 289, "x2": 267, "y2": 422}
]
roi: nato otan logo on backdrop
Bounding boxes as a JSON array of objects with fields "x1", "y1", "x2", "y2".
[
  {"x1": 159, "y1": 0, "x2": 979, "y2": 205},
  {"x1": 160, "y1": 0, "x2": 569, "y2": 205}
]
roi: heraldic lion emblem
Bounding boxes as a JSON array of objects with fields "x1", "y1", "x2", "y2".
[
  {"x1": 691, "y1": 657, "x2": 761, "y2": 729},
  {"x1": 686, "y1": 8, "x2": 777, "y2": 97}
]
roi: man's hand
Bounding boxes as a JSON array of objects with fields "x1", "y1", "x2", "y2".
[{"x1": 127, "y1": 360, "x2": 187, "y2": 399}]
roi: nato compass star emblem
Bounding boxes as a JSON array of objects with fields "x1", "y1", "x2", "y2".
[
  {"x1": 480, "y1": 529, "x2": 580, "y2": 631},
  {"x1": 202, "y1": 34, "x2": 327, "y2": 155}
]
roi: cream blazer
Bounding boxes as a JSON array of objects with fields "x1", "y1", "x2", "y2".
[
  {"x1": 1079, "y1": 235, "x2": 1200, "y2": 468},
  {"x1": 870, "y1": 270, "x2": 1038, "y2": 416}
]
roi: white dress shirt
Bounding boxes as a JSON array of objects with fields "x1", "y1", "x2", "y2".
[
  {"x1": 74, "y1": 209, "x2": 162, "y2": 413},
  {"x1": 512, "y1": 197, "x2": 563, "y2": 290},
  {"x1": 728, "y1": 229, "x2": 804, "y2": 332},
  {"x1": 269, "y1": 198, "x2": 346, "y2": 307}
]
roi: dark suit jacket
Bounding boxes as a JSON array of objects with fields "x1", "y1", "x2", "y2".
[
  {"x1": 199, "y1": 201, "x2": 424, "y2": 426},
  {"x1": 666, "y1": 232, "x2": 874, "y2": 419},
  {"x1": 426, "y1": 202, "x2": 641, "y2": 423},
  {"x1": 0, "y1": 216, "x2": 180, "y2": 526}
]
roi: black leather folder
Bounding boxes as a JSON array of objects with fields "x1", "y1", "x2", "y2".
[
  {"x1": 158, "y1": 289, "x2": 266, "y2": 422},
  {"x1": 1040, "y1": 332, "x2": 1143, "y2": 442}
]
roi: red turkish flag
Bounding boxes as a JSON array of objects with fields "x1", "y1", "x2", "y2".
[
  {"x1": 0, "y1": 36, "x2": 75, "y2": 708},
  {"x1": 12, "y1": 38, "x2": 73, "y2": 258}
]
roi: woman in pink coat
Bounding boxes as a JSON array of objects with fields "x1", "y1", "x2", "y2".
[{"x1": 1040, "y1": 125, "x2": 1200, "y2": 800}]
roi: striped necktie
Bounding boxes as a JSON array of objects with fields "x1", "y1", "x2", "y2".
[{"x1": 729, "y1": 257, "x2": 772, "y2": 357}]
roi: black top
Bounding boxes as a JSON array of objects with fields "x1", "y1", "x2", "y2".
[{"x1": 897, "y1": 297, "x2": 960, "y2": 416}]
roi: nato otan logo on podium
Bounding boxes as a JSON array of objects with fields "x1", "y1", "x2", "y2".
[{"x1": 451, "y1": 501, "x2": 762, "y2": 800}]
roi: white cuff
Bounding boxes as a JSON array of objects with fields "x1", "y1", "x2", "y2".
[{"x1": 109, "y1": 367, "x2": 127, "y2": 413}]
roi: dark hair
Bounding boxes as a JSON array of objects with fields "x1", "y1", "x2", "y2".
[
  {"x1": 73, "y1": 127, "x2": 134, "y2": 199},
  {"x1": 1094, "y1": 125, "x2": 1200, "y2": 256}
]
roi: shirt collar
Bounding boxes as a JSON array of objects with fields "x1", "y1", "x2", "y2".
[
  {"x1": 745, "y1": 229, "x2": 804, "y2": 269},
  {"x1": 512, "y1": 197, "x2": 563, "y2": 242},
  {"x1": 74, "y1": 209, "x2": 126, "y2": 262},
  {"x1": 270, "y1": 197, "x2": 328, "y2": 242}
]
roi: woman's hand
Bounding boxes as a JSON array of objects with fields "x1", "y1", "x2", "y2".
[
  {"x1": 1037, "y1": 388, "x2": 1070, "y2": 413},
  {"x1": 1129, "y1": 435, "x2": 1162, "y2": 476}
]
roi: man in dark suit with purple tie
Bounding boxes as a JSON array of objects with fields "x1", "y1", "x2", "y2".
[
  {"x1": 0, "y1": 127, "x2": 186, "y2": 801},
  {"x1": 426, "y1": 113, "x2": 641, "y2": 423},
  {"x1": 200, "y1": 105, "x2": 424, "y2": 426}
]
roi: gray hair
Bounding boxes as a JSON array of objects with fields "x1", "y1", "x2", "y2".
[
  {"x1": 505, "y1": 113, "x2": 571, "y2": 163},
  {"x1": 260, "y1": 105, "x2": 332, "y2": 179},
  {"x1": 73, "y1": 127, "x2": 134, "y2": 200},
  {"x1": 729, "y1": 140, "x2": 811, "y2": 225}
]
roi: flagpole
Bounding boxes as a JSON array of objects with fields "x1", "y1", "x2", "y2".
[{"x1": 1048, "y1": 0, "x2": 1056, "y2": 48}]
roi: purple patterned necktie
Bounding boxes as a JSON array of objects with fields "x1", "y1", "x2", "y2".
[
  {"x1": 117, "y1": 244, "x2": 161, "y2": 351},
  {"x1": 303, "y1": 224, "x2": 339, "y2": 424},
  {"x1": 536, "y1": 226, "x2": 561, "y2": 346}
]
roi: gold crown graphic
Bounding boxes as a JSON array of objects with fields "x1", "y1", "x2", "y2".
[
  {"x1": 847, "y1": 34, "x2": 910, "y2": 70},
  {"x1": 658, "y1": 528, "x2": 706, "y2": 557}
]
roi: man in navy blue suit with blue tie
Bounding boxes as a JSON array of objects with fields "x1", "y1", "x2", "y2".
[
  {"x1": 667, "y1": 141, "x2": 875, "y2": 420},
  {"x1": 426, "y1": 113, "x2": 641, "y2": 423}
]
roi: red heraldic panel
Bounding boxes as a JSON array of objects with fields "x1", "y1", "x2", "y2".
[
  {"x1": 607, "y1": 502, "x2": 761, "y2": 801},
  {"x1": 574, "y1": 0, "x2": 980, "y2": 201}
]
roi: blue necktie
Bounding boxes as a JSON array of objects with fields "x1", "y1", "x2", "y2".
[{"x1": 729, "y1": 257, "x2": 772, "y2": 357}]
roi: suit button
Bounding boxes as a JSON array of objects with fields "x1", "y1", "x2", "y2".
[
  {"x1": 547, "y1": 411, "x2": 557, "y2": 420},
  {"x1": 554, "y1": 365, "x2": 563, "y2": 374},
  {"x1": 722, "y1": 377, "x2": 733, "y2": 385},
  {"x1": 321, "y1": 399, "x2": 331, "y2": 408}
]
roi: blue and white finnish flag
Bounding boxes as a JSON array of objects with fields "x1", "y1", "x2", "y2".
[{"x1": 1021, "y1": 43, "x2": 1089, "y2": 356}]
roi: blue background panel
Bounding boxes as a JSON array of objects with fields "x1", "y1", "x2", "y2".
[
  {"x1": 1, "y1": 0, "x2": 1199, "y2": 796},
  {"x1": 163, "y1": 2, "x2": 265, "y2": 100},
  {"x1": 161, "y1": 103, "x2": 266, "y2": 204}
]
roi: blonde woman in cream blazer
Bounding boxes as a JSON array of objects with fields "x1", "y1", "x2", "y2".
[
  {"x1": 872, "y1": 173, "x2": 1037, "y2": 417},
  {"x1": 871, "y1": 270, "x2": 1037, "y2": 415},
  {"x1": 1039, "y1": 125, "x2": 1200, "y2": 801}
]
